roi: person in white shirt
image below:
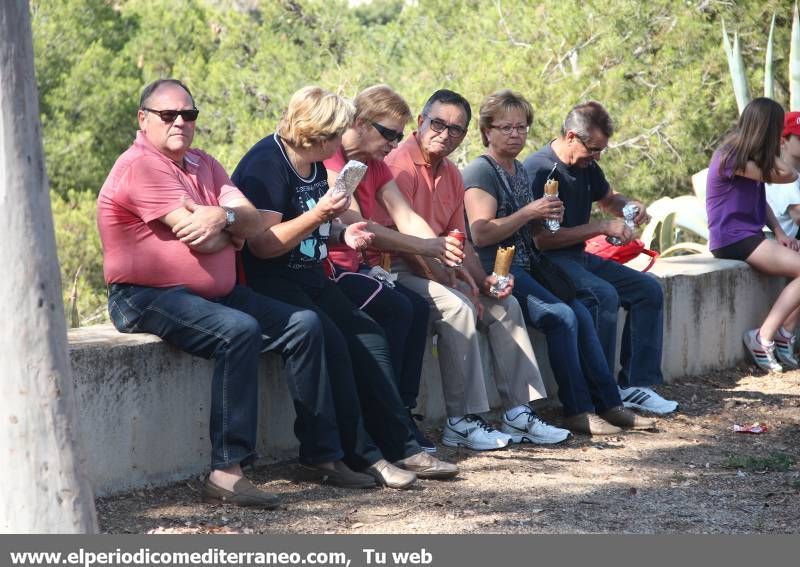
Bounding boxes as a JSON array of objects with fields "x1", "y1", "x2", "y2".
[
  {"x1": 766, "y1": 111, "x2": 800, "y2": 242},
  {"x1": 760, "y1": 109, "x2": 800, "y2": 370}
]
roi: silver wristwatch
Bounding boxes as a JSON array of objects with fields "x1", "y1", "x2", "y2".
[{"x1": 222, "y1": 206, "x2": 235, "y2": 228}]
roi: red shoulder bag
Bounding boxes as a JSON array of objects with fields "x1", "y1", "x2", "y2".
[{"x1": 584, "y1": 236, "x2": 659, "y2": 272}]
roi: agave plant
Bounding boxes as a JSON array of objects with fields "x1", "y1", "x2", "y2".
[
  {"x1": 765, "y1": 13, "x2": 776, "y2": 100},
  {"x1": 69, "y1": 265, "x2": 82, "y2": 328},
  {"x1": 640, "y1": 9, "x2": 800, "y2": 259},
  {"x1": 792, "y1": 2, "x2": 800, "y2": 110},
  {"x1": 721, "y1": 19, "x2": 751, "y2": 114},
  {"x1": 640, "y1": 196, "x2": 709, "y2": 257},
  {"x1": 723, "y1": 2, "x2": 800, "y2": 112}
]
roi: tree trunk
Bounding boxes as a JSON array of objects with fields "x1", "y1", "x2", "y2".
[{"x1": 0, "y1": 0, "x2": 97, "y2": 533}]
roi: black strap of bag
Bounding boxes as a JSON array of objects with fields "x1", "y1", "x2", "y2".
[
  {"x1": 479, "y1": 155, "x2": 576, "y2": 304},
  {"x1": 479, "y1": 156, "x2": 532, "y2": 252}
]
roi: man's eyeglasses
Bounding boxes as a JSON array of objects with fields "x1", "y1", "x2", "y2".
[
  {"x1": 490, "y1": 124, "x2": 530, "y2": 136},
  {"x1": 372, "y1": 122, "x2": 404, "y2": 143},
  {"x1": 424, "y1": 114, "x2": 467, "y2": 138},
  {"x1": 576, "y1": 134, "x2": 607, "y2": 155},
  {"x1": 142, "y1": 107, "x2": 199, "y2": 123}
]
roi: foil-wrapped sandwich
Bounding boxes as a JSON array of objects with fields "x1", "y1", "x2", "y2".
[{"x1": 490, "y1": 245, "x2": 515, "y2": 296}]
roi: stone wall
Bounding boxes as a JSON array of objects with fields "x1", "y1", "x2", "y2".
[{"x1": 68, "y1": 256, "x2": 785, "y2": 496}]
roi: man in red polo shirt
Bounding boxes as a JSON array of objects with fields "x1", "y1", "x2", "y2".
[{"x1": 97, "y1": 79, "x2": 373, "y2": 508}]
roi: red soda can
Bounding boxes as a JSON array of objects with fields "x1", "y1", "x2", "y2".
[
  {"x1": 447, "y1": 228, "x2": 465, "y2": 244},
  {"x1": 447, "y1": 229, "x2": 465, "y2": 267}
]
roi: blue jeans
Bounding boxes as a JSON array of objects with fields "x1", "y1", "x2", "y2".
[
  {"x1": 333, "y1": 268, "x2": 430, "y2": 409},
  {"x1": 107, "y1": 283, "x2": 344, "y2": 470},
  {"x1": 248, "y1": 267, "x2": 421, "y2": 469},
  {"x1": 543, "y1": 250, "x2": 664, "y2": 387},
  {"x1": 510, "y1": 265, "x2": 621, "y2": 416}
]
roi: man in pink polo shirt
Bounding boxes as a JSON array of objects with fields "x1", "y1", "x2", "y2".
[
  {"x1": 98, "y1": 79, "x2": 373, "y2": 508},
  {"x1": 380, "y1": 89, "x2": 570, "y2": 451}
]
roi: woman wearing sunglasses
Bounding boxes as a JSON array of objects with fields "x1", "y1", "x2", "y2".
[
  {"x1": 463, "y1": 89, "x2": 655, "y2": 435},
  {"x1": 232, "y1": 86, "x2": 458, "y2": 489},
  {"x1": 323, "y1": 85, "x2": 465, "y2": 453}
]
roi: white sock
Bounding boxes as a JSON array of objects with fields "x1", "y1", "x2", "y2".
[
  {"x1": 757, "y1": 332, "x2": 774, "y2": 347},
  {"x1": 505, "y1": 405, "x2": 530, "y2": 421},
  {"x1": 779, "y1": 327, "x2": 795, "y2": 340},
  {"x1": 448, "y1": 416, "x2": 464, "y2": 425}
]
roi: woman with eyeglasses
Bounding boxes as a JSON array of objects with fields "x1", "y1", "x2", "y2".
[
  {"x1": 323, "y1": 85, "x2": 465, "y2": 453},
  {"x1": 232, "y1": 86, "x2": 459, "y2": 489},
  {"x1": 463, "y1": 89, "x2": 655, "y2": 435}
]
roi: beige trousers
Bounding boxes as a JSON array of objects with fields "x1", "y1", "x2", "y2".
[{"x1": 395, "y1": 267, "x2": 546, "y2": 417}]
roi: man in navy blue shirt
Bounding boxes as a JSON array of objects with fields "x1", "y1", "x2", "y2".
[{"x1": 524, "y1": 101, "x2": 677, "y2": 415}]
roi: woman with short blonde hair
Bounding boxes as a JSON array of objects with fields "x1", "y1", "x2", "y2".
[
  {"x1": 232, "y1": 85, "x2": 458, "y2": 489},
  {"x1": 277, "y1": 86, "x2": 354, "y2": 148}
]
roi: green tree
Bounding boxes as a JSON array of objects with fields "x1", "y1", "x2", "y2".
[
  {"x1": 51, "y1": 190, "x2": 105, "y2": 326},
  {"x1": 31, "y1": 0, "x2": 141, "y2": 196},
  {"x1": 30, "y1": 0, "x2": 795, "y2": 324}
]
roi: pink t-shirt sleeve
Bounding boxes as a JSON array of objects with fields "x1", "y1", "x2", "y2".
[
  {"x1": 372, "y1": 160, "x2": 394, "y2": 191},
  {"x1": 323, "y1": 147, "x2": 346, "y2": 173},
  {"x1": 116, "y1": 155, "x2": 188, "y2": 223},
  {"x1": 374, "y1": 163, "x2": 414, "y2": 228}
]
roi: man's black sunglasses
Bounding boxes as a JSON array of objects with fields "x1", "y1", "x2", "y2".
[
  {"x1": 142, "y1": 107, "x2": 199, "y2": 123},
  {"x1": 372, "y1": 122, "x2": 404, "y2": 143}
]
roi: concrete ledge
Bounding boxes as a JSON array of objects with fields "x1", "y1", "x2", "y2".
[
  {"x1": 648, "y1": 255, "x2": 784, "y2": 377},
  {"x1": 69, "y1": 328, "x2": 299, "y2": 496},
  {"x1": 68, "y1": 256, "x2": 784, "y2": 496}
]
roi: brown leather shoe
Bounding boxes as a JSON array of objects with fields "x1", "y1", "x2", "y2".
[
  {"x1": 394, "y1": 451, "x2": 459, "y2": 479},
  {"x1": 600, "y1": 406, "x2": 657, "y2": 430},
  {"x1": 563, "y1": 412, "x2": 622, "y2": 436},
  {"x1": 299, "y1": 460, "x2": 377, "y2": 489},
  {"x1": 202, "y1": 476, "x2": 280, "y2": 509},
  {"x1": 365, "y1": 459, "x2": 417, "y2": 489}
]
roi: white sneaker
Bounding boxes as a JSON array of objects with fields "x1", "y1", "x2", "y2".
[
  {"x1": 618, "y1": 386, "x2": 678, "y2": 415},
  {"x1": 501, "y1": 408, "x2": 570, "y2": 444},
  {"x1": 773, "y1": 332, "x2": 799, "y2": 370},
  {"x1": 442, "y1": 415, "x2": 511, "y2": 451},
  {"x1": 743, "y1": 329, "x2": 783, "y2": 373}
]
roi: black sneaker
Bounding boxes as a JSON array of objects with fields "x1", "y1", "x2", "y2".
[{"x1": 409, "y1": 411, "x2": 437, "y2": 453}]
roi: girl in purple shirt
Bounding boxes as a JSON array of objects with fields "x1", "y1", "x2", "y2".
[{"x1": 706, "y1": 98, "x2": 798, "y2": 371}]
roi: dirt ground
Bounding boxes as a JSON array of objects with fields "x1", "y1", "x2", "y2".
[{"x1": 96, "y1": 365, "x2": 800, "y2": 534}]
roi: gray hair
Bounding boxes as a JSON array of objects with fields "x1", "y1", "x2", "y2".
[
  {"x1": 560, "y1": 100, "x2": 614, "y2": 139},
  {"x1": 139, "y1": 79, "x2": 195, "y2": 109}
]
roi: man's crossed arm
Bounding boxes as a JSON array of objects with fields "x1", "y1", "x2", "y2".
[{"x1": 160, "y1": 197, "x2": 262, "y2": 253}]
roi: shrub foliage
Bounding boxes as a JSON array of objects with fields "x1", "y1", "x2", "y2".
[{"x1": 31, "y1": 0, "x2": 790, "y2": 324}]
